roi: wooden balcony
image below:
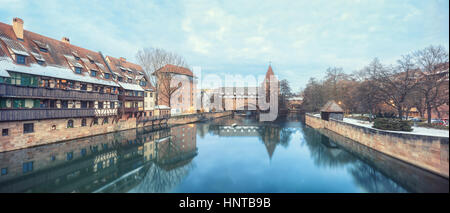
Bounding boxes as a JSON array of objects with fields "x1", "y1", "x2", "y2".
[
  {"x1": 118, "y1": 94, "x2": 144, "y2": 102},
  {"x1": 0, "y1": 108, "x2": 96, "y2": 121},
  {"x1": 0, "y1": 83, "x2": 118, "y2": 101}
]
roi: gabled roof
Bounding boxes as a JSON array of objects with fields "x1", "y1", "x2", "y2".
[
  {"x1": 320, "y1": 100, "x2": 344, "y2": 112},
  {"x1": 105, "y1": 55, "x2": 152, "y2": 90},
  {"x1": 0, "y1": 20, "x2": 118, "y2": 86},
  {"x1": 154, "y1": 64, "x2": 193, "y2": 77}
]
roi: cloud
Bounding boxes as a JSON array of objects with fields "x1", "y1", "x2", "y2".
[{"x1": 0, "y1": 0, "x2": 448, "y2": 92}]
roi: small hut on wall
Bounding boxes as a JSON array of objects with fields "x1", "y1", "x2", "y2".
[{"x1": 320, "y1": 100, "x2": 344, "y2": 121}]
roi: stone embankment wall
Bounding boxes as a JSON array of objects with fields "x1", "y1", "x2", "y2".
[
  {"x1": 305, "y1": 114, "x2": 449, "y2": 178},
  {"x1": 0, "y1": 111, "x2": 232, "y2": 152}
]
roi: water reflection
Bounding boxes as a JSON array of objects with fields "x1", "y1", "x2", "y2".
[
  {"x1": 0, "y1": 115, "x2": 447, "y2": 193},
  {"x1": 0, "y1": 124, "x2": 197, "y2": 193}
]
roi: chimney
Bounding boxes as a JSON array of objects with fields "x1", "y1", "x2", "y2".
[
  {"x1": 62, "y1": 37, "x2": 70, "y2": 44},
  {"x1": 120, "y1": 57, "x2": 126, "y2": 62},
  {"x1": 12, "y1": 18, "x2": 24, "y2": 40}
]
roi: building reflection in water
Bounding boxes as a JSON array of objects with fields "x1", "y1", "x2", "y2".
[
  {"x1": 0, "y1": 124, "x2": 197, "y2": 193},
  {"x1": 205, "y1": 115, "x2": 447, "y2": 193}
]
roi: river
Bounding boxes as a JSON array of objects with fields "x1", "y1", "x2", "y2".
[{"x1": 0, "y1": 114, "x2": 447, "y2": 193}]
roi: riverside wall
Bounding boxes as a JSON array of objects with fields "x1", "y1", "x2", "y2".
[
  {"x1": 0, "y1": 111, "x2": 232, "y2": 152},
  {"x1": 305, "y1": 114, "x2": 449, "y2": 178}
]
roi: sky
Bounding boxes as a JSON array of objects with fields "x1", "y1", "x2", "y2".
[{"x1": 0, "y1": 0, "x2": 449, "y2": 92}]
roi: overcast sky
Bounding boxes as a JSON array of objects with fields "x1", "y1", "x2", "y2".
[{"x1": 1, "y1": 0, "x2": 449, "y2": 92}]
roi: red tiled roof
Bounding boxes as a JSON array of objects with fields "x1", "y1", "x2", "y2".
[
  {"x1": 105, "y1": 55, "x2": 152, "y2": 89},
  {"x1": 155, "y1": 64, "x2": 193, "y2": 77},
  {"x1": 0, "y1": 21, "x2": 115, "y2": 84}
]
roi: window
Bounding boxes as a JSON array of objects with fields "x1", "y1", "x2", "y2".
[
  {"x1": 39, "y1": 47, "x2": 48, "y2": 52},
  {"x1": 118, "y1": 77, "x2": 123, "y2": 82},
  {"x1": 150, "y1": 93, "x2": 153, "y2": 97},
  {"x1": 103, "y1": 118, "x2": 108, "y2": 124},
  {"x1": 61, "y1": 100, "x2": 68, "y2": 108},
  {"x1": 81, "y1": 118, "x2": 87, "y2": 127},
  {"x1": 81, "y1": 101, "x2": 87, "y2": 108},
  {"x1": 140, "y1": 81, "x2": 147, "y2": 86},
  {"x1": 37, "y1": 60, "x2": 45, "y2": 65},
  {"x1": 91, "y1": 70, "x2": 97, "y2": 77},
  {"x1": 22, "y1": 161, "x2": 33, "y2": 173},
  {"x1": 104, "y1": 73, "x2": 110, "y2": 79},
  {"x1": 50, "y1": 155, "x2": 56, "y2": 161},
  {"x1": 1, "y1": 168, "x2": 7, "y2": 176},
  {"x1": 98, "y1": 102, "x2": 103, "y2": 109},
  {"x1": 68, "y1": 81, "x2": 75, "y2": 89},
  {"x1": 75, "y1": 56, "x2": 80, "y2": 61},
  {"x1": 75, "y1": 67, "x2": 82, "y2": 74},
  {"x1": 110, "y1": 102, "x2": 115, "y2": 109},
  {"x1": 67, "y1": 120, "x2": 74, "y2": 128},
  {"x1": 2, "y1": 129, "x2": 8, "y2": 136},
  {"x1": 144, "y1": 92, "x2": 147, "y2": 97},
  {"x1": 66, "y1": 152, "x2": 73, "y2": 160},
  {"x1": 80, "y1": 84, "x2": 87, "y2": 91},
  {"x1": 23, "y1": 123, "x2": 34, "y2": 134},
  {"x1": 16, "y1": 55, "x2": 26, "y2": 64},
  {"x1": 128, "y1": 78, "x2": 132, "y2": 83},
  {"x1": 93, "y1": 118, "x2": 98, "y2": 125},
  {"x1": 81, "y1": 148, "x2": 87, "y2": 156}
]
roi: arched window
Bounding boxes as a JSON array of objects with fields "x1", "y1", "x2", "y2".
[
  {"x1": 67, "y1": 120, "x2": 74, "y2": 128},
  {"x1": 81, "y1": 119, "x2": 87, "y2": 127}
]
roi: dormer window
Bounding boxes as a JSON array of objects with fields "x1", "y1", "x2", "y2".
[
  {"x1": 128, "y1": 71, "x2": 132, "y2": 75},
  {"x1": 37, "y1": 60, "x2": 45, "y2": 65},
  {"x1": 140, "y1": 81, "x2": 147, "y2": 86},
  {"x1": 128, "y1": 78, "x2": 132, "y2": 83},
  {"x1": 104, "y1": 73, "x2": 110, "y2": 79},
  {"x1": 75, "y1": 56, "x2": 80, "y2": 61},
  {"x1": 75, "y1": 67, "x2": 82, "y2": 74},
  {"x1": 39, "y1": 47, "x2": 48, "y2": 53},
  {"x1": 121, "y1": 68, "x2": 126, "y2": 72},
  {"x1": 16, "y1": 55, "x2": 26, "y2": 64},
  {"x1": 91, "y1": 70, "x2": 97, "y2": 77},
  {"x1": 118, "y1": 77, "x2": 123, "y2": 82}
]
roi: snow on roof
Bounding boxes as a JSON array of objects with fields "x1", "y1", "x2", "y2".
[
  {"x1": 0, "y1": 57, "x2": 119, "y2": 87},
  {"x1": 64, "y1": 55, "x2": 83, "y2": 68},
  {"x1": 0, "y1": 58, "x2": 10, "y2": 77},
  {"x1": 0, "y1": 36, "x2": 30, "y2": 56},
  {"x1": 118, "y1": 82, "x2": 144, "y2": 91},
  {"x1": 30, "y1": 51, "x2": 45, "y2": 62}
]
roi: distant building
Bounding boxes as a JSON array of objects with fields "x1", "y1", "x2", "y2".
[
  {"x1": 153, "y1": 64, "x2": 195, "y2": 115},
  {"x1": 212, "y1": 65, "x2": 279, "y2": 111},
  {"x1": 286, "y1": 97, "x2": 303, "y2": 111}
]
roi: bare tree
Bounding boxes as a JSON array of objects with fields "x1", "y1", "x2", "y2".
[
  {"x1": 368, "y1": 57, "x2": 420, "y2": 120},
  {"x1": 136, "y1": 47, "x2": 188, "y2": 106},
  {"x1": 414, "y1": 45, "x2": 449, "y2": 123}
]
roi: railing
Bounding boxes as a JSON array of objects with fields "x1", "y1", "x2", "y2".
[
  {"x1": 0, "y1": 108, "x2": 97, "y2": 121},
  {"x1": 118, "y1": 94, "x2": 144, "y2": 101},
  {"x1": 137, "y1": 114, "x2": 170, "y2": 123},
  {"x1": 95, "y1": 108, "x2": 118, "y2": 117},
  {"x1": 0, "y1": 83, "x2": 118, "y2": 101}
]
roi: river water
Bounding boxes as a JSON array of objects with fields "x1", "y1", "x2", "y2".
[{"x1": 0, "y1": 115, "x2": 447, "y2": 193}]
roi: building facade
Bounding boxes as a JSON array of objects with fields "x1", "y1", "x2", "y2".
[{"x1": 153, "y1": 64, "x2": 195, "y2": 115}]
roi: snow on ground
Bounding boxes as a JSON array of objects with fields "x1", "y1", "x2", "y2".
[{"x1": 342, "y1": 118, "x2": 449, "y2": 138}]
